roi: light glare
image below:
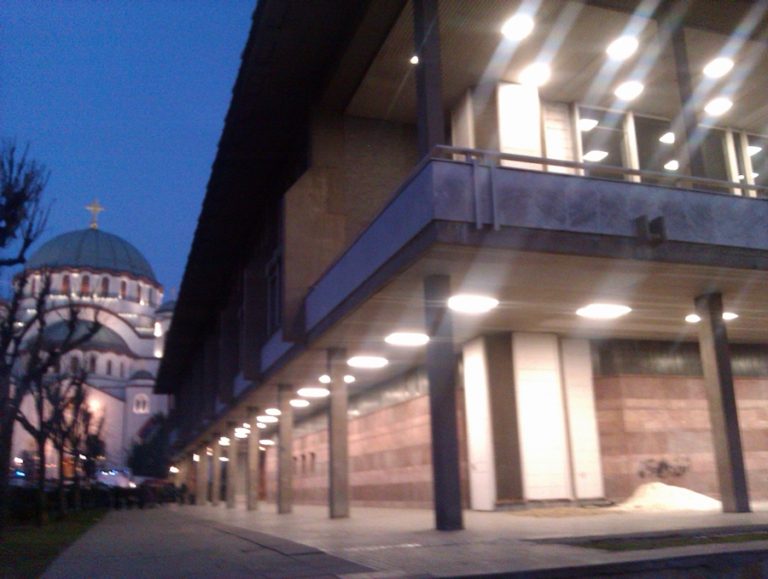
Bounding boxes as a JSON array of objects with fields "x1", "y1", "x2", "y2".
[
  {"x1": 447, "y1": 294, "x2": 499, "y2": 314},
  {"x1": 347, "y1": 355, "x2": 389, "y2": 369},
  {"x1": 614, "y1": 80, "x2": 644, "y2": 101},
  {"x1": 578, "y1": 118, "x2": 599, "y2": 132},
  {"x1": 290, "y1": 398, "x2": 310, "y2": 408},
  {"x1": 410, "y1": 55, "x2": 419, "y2": 65},
  {"x1": 606, "y1": 36, "x2": 639, "y2": 61},
  {"x1": 265, "y1": 408, "x2": 281, "y2": 416},
  {"x1": 703, "y1": 57, "x2": 734, "y2": 79},
  {"x1": 704, "y1": 97, "x2": 732, "y2": 116},
  {"x1": 501, "y1": 14, "x2": 534, "y2": 41},
  {"x1": 344, "y1": 374, "x2": 356, "y2": 384},
  {"x1": 748, "y1": 145, "x2": 762, "y2": 157},
  {"x1": 664, "y1": 160, "x2": 679, "y2": 171},
  {"x1": 297, "y1": 386, "x2": 330, "y2": 398},
  {"x1": 385, "y1": 332, "x2": 430, "y2": 347},
  {"x1": 659, "y1": 132, "x2": 675, "y2": 144},
  {"x1": 518, "y1": 62, "x2": 551, "y2": 87},
  {"x1": 256, "y1": 415, "x2": 278, "y2": 423},
  {"x1": 583, "y1": 150, "x2": 609, "y2": 162},
  {"x1": 318, "y1": 374, "x2": 331, "y2": 384}
]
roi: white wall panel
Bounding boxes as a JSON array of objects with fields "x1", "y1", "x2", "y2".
[
  {"x1": 462, "y1": 338, "x2": 497, "y2": 510},
  {"x1": 497, "y1": 83, "x2": 542, "y2": 170},
  {"x1": 512, "y1": 333, "x2": 572, "y2": 500}
]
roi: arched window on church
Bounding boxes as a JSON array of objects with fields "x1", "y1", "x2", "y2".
[
  {"x1": 148, "y1": 288, "x2": 154, "y2": 306},
  {"x1": 120, "y1": 362, "x2": 125, "y2": 378},
  {"x1": 100, "y1": 276, "x2": 109, "y2": 297},
  {"x1": 62, "y1": 275, "x2": 71, "y2": 295},
  {"x1": 89, "y1": 355, "x2": 97, "y2": 373},
  {"x1": 30, "y1": 276, "x2": 36, "y2": 297},
  {"x1": 80, "y1": 275, "x2": 90, "y2": 297},
  {"x1": 136, "y1": 284, "x2": 142, "y2": 303},
  {"x1": 69, "y1": 356, "x2": 79, "y2": 374},
  {"x1": 120, "y1": 280, "x2": 127, "y2": 300},
  {"x1": 106, "y1": 360, "x2": 112, "y2": 376},
  {"x1": 133, "y1": 394, "x2": 150, "y2": 414}
]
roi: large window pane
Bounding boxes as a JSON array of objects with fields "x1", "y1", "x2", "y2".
[
  {"x1": 634, "y1": 116, "x2": 680, "y2": 187},
  {"x1": 578, "y1": 107, "x2": 626, "y2": 181},
  {"x1": 695, "y1": 127, "x2": 730, "y2": 193},
  {"x1": 747, "y1": 134, "x2": 767, "y2": 196}
]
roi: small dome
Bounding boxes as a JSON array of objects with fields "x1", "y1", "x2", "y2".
[
  {"x1": 41, "y1": 320, "x2": 132, "y2": 356},
  {"x1": 27, "y1": 229, "x2": 157, "y2": 282},
  {"x1": 129, "y1": 370, "x2": 154, "y2": 381},
  {"x1": 155, "y1": 300, "x2": 176, "y2": 315}
]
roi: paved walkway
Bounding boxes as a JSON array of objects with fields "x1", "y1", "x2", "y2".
[{"x1": 45, "y1": 502, "x2": 768, "y2": 577}]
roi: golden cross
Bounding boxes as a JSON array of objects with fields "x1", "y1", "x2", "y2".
[{"x1": 85, "y1": 199, "x2": 105, "y2": 229}]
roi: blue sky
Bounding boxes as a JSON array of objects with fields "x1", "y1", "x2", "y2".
[{"x1": 1, "y1": 1, "x2": 255, "y2": 297}]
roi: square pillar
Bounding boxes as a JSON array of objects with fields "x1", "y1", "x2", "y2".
[
  {"x1": 246, "y1": 407, "x2": 260, "y2": 511},
  {"x1": 211, "y1": 436, "x2": 222, "y2": 506},
  {"x1": 695, "y1": 293, "x2": 750, "y2": 512},
  {"x1": 413, "y1": 0, "x2": 445, "y2": 157},
  {"x1": 194, "y1": 447, "x2": 206, "y2": 506},
  {"x1": 226, "y1": 424, "x2": 237, "y2": 509},
  {"x1": 424, "y1": 275, "x2": 463, "y2": 530},
  {"x1": 328, "y1": 348, "x2": 350, "y2": 519},
  {"x1": 278, "y1": 385, "x2": 294, "y2": 514}
]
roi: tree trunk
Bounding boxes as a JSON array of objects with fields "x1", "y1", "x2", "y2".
[
  {"x1": 72, "y1": 456, "x2": 82, "y2": 511},
  {"x1": 57, "y1": 446, "x2": 67, "y2": 518},
  {"x1": 36, "y1": 437, "x2": 48, "y2": 526},
  {"x1": 0, "y1": 426, "x2": 14, "y2": 537}
]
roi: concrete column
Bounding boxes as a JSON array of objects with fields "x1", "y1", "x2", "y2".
[
  {"x1": 695, "y1": 293, "x2": 750, "y2": 513},
  {"x1": 226, "y1": 424, "x2": 237, "y2": 509},
  {"x1": 413, "y1": 0, "x2": 445, "y2": 158},
  {"x1": 211, "y1": 435, "x2": 222, "y2": 506},
  {"x1": 246, "y1": 407, "x2": 260, "y2": 511},
  {"x1": 328, "y1": 348, "x2": 350, "y2": 518},
  {"x1": 423, "y1": 275, "x2": 463, "y2": 530},
  {"x1": 278, "y1": 385, "x2": 294, "y2": 514},
  {"x1": 195, "y1": 447, "x2": 206, "y2": 506}
]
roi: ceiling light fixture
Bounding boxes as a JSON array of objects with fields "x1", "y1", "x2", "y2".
[
  {"x1": 447, "y1": 294, "x2": 499, "y2": 314},
  {"x1": 290, "y1": 399, "x2": 310, "y2": 408},
  {"x1": 410, "y1": 55, "x2": 419, "y2": 65},
  {"x1": 256, "y1": 422, "x2": 267, "y2": 429},
  {"x1": 659, "y1": 132, "x2": 675, "y2": 144},
  {"x1": 583, "y1": 150, "x2": 609, "y2": 162},
  {"x1": 703, "y1": 57, "x2": 734, "y2": 79},
  {"x1": 256, "y1": 415, "x2": 278, "y2": 423},
  {"x1": 518, "y1": 62, "x2": 551, "y2": 87},
  {"x1": 259, "y1": 439, "x2": 275, "y2": 446},
  {"x1": 347, "y1": 355, "x2": 389, "y2": 369},
  {"x1": 747, "y1": 145, "x2": 762, "y2": 157},
  {"x1": 297, "y1": 386, "x2": 330, "y2": 398},
  {"x1": 704, "y1": 97, "x2": 732, "y2": 116},
  {"x1": 576, "y1": 303, "x2": 632, "y2": 319},
  {"x1": 614, "y1": 80, "x2": 644, "y2": 101},
  {"x1": 685, "y1": 312, "x2": 738, "y2": 323},
  {"x1": 663, "y1": 160, "x2": 679, "y2": 171},
  {"x1": 606, "y1": 36, "x2": 639, "y2": 61},
  {"x1": 578, "y1": 118, "x2": 599, "y2": 132},
  {"x1": 344, "y1": 375, "x2": 356, "y2": 384},
  {"x1": 385, "y1": 332, "x2": 430, "y2": 347},
  {"x1": 265, "y1": 408, "x2": 281, "y2": 416},
  {"x1": 318, "y1": 374, "x2": 331, "y2": 384},
  {"x1": 501, "y1": 14, "x2": 535, "y2": 41}
]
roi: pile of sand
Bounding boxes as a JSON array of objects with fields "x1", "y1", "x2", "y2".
[{"x1": 614, "y1": 481, "x2": 721, "y2": 512}]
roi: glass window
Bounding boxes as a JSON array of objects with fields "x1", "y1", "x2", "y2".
[
  {"x1": 634, "y1": 116, "x2": 680, "y2": 187},
  {"x1": 136, "y1": 284, "x2": 142, "y2": 303},
  {"x1": 578, "y1": 107, "x2": 627, "y2": 181},
  {"x1": 106, "y1": 360, "x2": 112, "y2": 376},
  {"x1": 100, "y1": 277, "x2": 109, "y2": 297},
  {"x1": 133, "y1": 394, "x2": 150, "y2": 414},
  {"x1": 62, "y1": 275, "x2": 70, "y2": 295},
  {"x1": 80, "y1": 275, "x2": 90, "y2": 296},
  {"x1": 120, "y1": 280, "x2": 127, "y2": 299},
  {"x1": 695, "y1": 127, "x2": 730, "y2": 193},
  {"x1": 747, "y1": 134, "x2": 767, "y2": 194},
  {"x1": 89, "y1": 355, "x2": 96, "y2": 373}
]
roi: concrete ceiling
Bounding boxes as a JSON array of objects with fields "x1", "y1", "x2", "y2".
[{"x1": 347, "y1": 0, "x2": 768, "y2": 134}]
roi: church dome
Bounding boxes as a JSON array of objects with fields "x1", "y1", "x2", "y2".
[{"x1": 27, "y1": 228, "x2": 157, "y2": 282}]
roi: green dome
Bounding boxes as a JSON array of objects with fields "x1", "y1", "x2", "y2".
[
  {"x1": 27, "y1": 229, "x2": 156, "y2": 282},
  {"x1": 41, "y1": 320, "x2": 132, "y2": 356}
]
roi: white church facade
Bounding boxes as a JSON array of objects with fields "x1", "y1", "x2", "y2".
[{"x1": 12, "y1": 211, "x2": 173, "y2": 476}]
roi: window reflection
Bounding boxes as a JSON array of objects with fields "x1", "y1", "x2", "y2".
[{"x1": 578, "y1": 107, "x2": 627, "y2": 181}]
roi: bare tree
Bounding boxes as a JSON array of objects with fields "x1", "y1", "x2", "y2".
[{"x1": 0, "y1": 141, "x2": 49, "y2": 533}]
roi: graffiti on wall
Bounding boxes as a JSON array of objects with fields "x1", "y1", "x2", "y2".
[{"x1": 637, "y1": 456, "x2": 690, "y2": 479}]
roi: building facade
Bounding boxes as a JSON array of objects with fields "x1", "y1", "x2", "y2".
[
  {"x1": 13, "y1": 223, "x2": 173, "y2": 477},
  {"x1": 157, "y1": 0, "x2": 768, "y2": 529}
]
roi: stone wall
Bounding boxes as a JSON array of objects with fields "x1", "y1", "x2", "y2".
[{"x1": 595, "y1": 375, "x2": 768, "y2": 501}]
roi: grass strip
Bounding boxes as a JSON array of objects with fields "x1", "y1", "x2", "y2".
[{"x1": 572, "y1": 530, "x2": 768, "y2": 552}]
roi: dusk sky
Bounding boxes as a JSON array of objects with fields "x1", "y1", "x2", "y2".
[{"x1": 1, "y1": 1, "x2": 256, "y2": 298}]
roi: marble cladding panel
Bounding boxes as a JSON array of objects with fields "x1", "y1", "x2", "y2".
[{"x1": 596, "y1": 375, "x2": 768, "y2": 501}]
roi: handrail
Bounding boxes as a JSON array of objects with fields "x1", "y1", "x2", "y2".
[{"x1": 432, "y1": 145, "x2": 768, "y2": 198}]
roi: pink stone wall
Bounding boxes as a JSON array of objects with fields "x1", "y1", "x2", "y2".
[
  {"x1": 595, "y1": 375, "x2": 768, "y2": 501},
  {"x1": 265, "y1": 392, "x2": 470, "y2": 508}
]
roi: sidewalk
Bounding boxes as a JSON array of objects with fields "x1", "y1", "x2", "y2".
[{"x1": 45, "y1": 502, "x2": 768, "y2": 577}]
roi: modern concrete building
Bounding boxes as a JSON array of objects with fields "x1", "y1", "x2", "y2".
[{"x1": 157, "y1": 0, "x2": 768, "y2": 529}]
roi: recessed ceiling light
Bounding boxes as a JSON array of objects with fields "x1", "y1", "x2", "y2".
[
  {"x1": 704, "y1": 97, "x2": 732, "y2": 116},
  {"x1": 385, "y1": 332, "x2": 430, "y2": 347},
  {"x1": 501, "y1": 14, "x2": 534, "y2": 41},
  {"x1": 664, "y1": 159, "x2": 679, "y2": 171},
  {"x1": 344, "y1": 375, "x2": 356, "y2": 384},
  {"x1": 606, "y1": 36, "x2": 639, "y2": 61},
  {"x1": 576, "y1": 303, "x2": 632, "y2": 319},
  {"x1": 518, "y1": 62, "x2": 551, "y2": 87},
  {"x1": 659, "y1": 132, "x2": 675, "y2": 144},
  {"x1": 748, "y1": 145, "x2": 763, "y2": 157},
  {"x1": 259, "y1": 439, "x2": 275, "y2": 446},
  {"x1": 219, "y1": 436, "x2": 230, "y2": 446},
  {"x1": 242, "y1": 423, "x2": 250, "y2": 429},
  {"x1": 256, "y1": 422, "x2": 267, "y2": 429},
  {"x1": 583, "y1": 150, "x2": 609, "y2": 162},
  {"x1": 614, "y1": 80, "x2": 644, "y2": 101},
  {"x1": 578, "y1": 118, "x2": 599, "y2": 132},
  {"x1": 290, "y1": 399, "x2": 310, "y2": 408},
  {"x1": 754, "y1": 173, "x2": 760, "y2": 178},
  {"x1": 297, "y1": 386, "x2": 330, "y2": 398},
  {"x1": 347, "y1": 355, "x2": 389, "y2": 369},
  {"x1": 256, "y1": 415, "x2": 278, "y2": 423},
  {"x1": 685, "y1": 312, "x2": 738, "y2": 323},
  {"x1": 318, "y1": 374, "x2": 331, "y2": 384},
  {"x1": 265, "y1": 408, "x2": 281, "y2": 416},
  {"x1": 219, "y1": 456, "x2": 229, "y2": 462},
  {"x1": 410, "y1": 55, "x2": 419, "y2": 65},
  {"x1": 703, "y1": 57, "x2": 734, "y2": 79},
  {"x1": 447, "y1": 294, "x2": 499, "y2": 314}
]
